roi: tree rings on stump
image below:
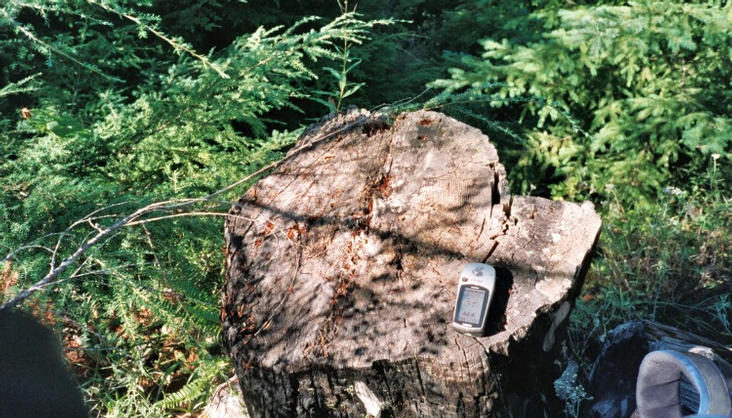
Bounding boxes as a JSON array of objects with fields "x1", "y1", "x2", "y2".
[{"x1": 222, "y1": 109, "x2": 601, "y2": 417}]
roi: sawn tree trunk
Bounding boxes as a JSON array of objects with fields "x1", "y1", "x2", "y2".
[{"x1": 222, "y1": 109, "x2": 602, "y2": 417}]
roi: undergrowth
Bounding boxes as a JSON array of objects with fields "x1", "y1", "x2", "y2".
[
  {"x1": 564, "y1": 156, "x2": 731, "y2": 415},
  {"x1": 572, "y1": 155, "x2": 731, "y2": 339}
]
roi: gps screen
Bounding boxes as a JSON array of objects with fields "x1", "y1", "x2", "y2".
[{"x1": 455, "y1": 287, "x2": 488, "y2": 326}]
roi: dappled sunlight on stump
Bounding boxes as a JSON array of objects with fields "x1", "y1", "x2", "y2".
[{"x1": 222, "y1": 109, "x2": 602, "y2": 417}]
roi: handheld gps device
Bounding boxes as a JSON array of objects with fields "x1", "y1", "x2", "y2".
[{"x1": 452, "y1": 263, "x2": 496, "y2": 337}]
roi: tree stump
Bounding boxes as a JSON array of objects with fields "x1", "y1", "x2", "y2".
[{"x1": 222, "y1": 109, "x2": 602, "y2": 417}]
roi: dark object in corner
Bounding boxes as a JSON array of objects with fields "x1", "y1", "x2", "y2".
[
  {"x1": 636, "y1": 349, "x2": 732, "y2": 418},
  {"x1": 586, "y1": 320, "x2": 732, "y2": 418},
  {"x1": 0, "y1": 309, "x2": 89, "y2": 418}
]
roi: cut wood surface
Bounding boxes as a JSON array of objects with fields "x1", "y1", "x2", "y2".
[{"x1": 222, "y1": 109, "x2": 602, "y2": 417}]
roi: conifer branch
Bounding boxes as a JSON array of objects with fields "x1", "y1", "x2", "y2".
[
  {"x1": 0, "y1": 114, "x2": 369, "y2": 311},
  {"x1": 86, "y1": 0, "x2": 230, "y2": 79},
  {"x1": 0, "y1": 7, "x2": 117, "y2": 80},
  {"x1": 0, "y1": 73, "x2": 40, "y2": 98}
]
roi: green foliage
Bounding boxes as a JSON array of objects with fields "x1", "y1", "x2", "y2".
[
  {"x1": 581, "y1": 159, "x2": 730, "y2": 336},
  {"x1": 564, "y1": 158, "x2": 731, "y2": 412},
  {"x1": 433, "y1": 0, "x2": 731, "y2": 206}
]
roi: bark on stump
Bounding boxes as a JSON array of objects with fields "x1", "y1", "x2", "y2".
[{"x1": 222, "y1": 109, "x2": 602, "y2": 417}]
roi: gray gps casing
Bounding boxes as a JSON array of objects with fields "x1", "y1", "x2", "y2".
[{"x1": 452, "y1": 263, "x2": 496, "y2": 337}]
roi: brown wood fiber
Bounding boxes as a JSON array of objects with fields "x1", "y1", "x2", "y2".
[{"x1": 222, "y1": 109, "x2": 602, "y2": 417}]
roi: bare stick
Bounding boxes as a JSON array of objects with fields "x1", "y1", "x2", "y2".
[
  {"x1": 1, "y1": 203, "x2": 161, "y2": 310},
  {"x1": 2, "y1": 234, "x2": 60, "y2": 265}
]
